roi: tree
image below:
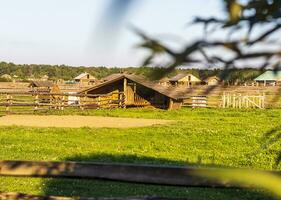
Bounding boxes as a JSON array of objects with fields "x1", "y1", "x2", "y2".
[{"x1": 132, "y1": 0, "x2": 281, "y2": 77}]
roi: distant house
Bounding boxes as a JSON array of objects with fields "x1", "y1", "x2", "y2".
[
  {"x1": 254, "y1": 71, "x2": 281, "y2": 85},
  {"x1": 41, "y1": 75, "x2": 49, "y2": 81},
  {"x1": 29, "y1": 81, "x2": 54, "y2": 93},
  {"x1": 74, "y1": 72, "x2": 96, "y2": 84},
  {"x1": 1, "y1": 74, "x2": 12, "y2": 81},
  {"x1": 158, "y1": 77, "x2": 170, "y2": 86},
  {"x1": 29, "y1": 81, "x2": 61, "y2": 103},
  {"x1": 204, "y1": 76, "x2": 221, "y2": 86},
  {"x1": 169, "y1": 73, "x2": 201, "y2": 86},
  {"x1": 79, "y1": 73, "x2": 186, "y2": 110}
]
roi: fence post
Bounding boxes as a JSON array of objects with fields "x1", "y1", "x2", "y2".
[
  {"x1": 34, "y1": 94, "x2": 39, "y2": 111},
  {"x1": 262, "y1": 93, "x2": 265, "y2": 108},
  {"x1": 6, "y1": 94, "x2": 10, "y2": 113},
  {"x1": 61, "y1": 95, "x2": 65, "y2": 110}
]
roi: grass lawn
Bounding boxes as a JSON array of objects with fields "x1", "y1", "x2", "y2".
[{"x1": 0, "y1": 108, "x2": 281, "y2": 200}]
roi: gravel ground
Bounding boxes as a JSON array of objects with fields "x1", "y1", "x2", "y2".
[{"x1": 0, "y1": 115, "x2": 173, "y2": 128}]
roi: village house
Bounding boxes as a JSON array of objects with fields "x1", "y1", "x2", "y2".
[
  {"x1": 1, "y1": 74, "x2": 12, "y2": 81},
  {"x1": 79, "y1": 73, "x2": 186, "y2": 110},
  {"x1": 169, "y1": 73, "x2": 201, "y2": 87},
  {"x1": 158, "y1": 77, "x2": 170, "y2": 86},
  {"x1": 29, "y1": 81, "x2": 61, "y2": 103},
  {"x1": 169, "y1": 74, "x2": 202, "y2": 86},
  {"x1": 204, "y1": 76, "x2": 221, "y2": 86},
  {"x1": 29, "y1": 81, "x2": 55, "y2": 93},
  {"x1": 41, "y1": 75, "x2": 49, "y2": 81},
  {"x1": 254, "y1": 71, "x2": 281, "y2": 86},
  {"x1": 74, "y1": 72, "x2": 96, "y2": 85}
]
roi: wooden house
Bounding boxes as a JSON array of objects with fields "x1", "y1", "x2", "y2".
[
  {"x1": 158, "y1": 77, "x2": 170, "y2": 86},
  {"x1": 29, "y1": 81, "x2": 54, "y2": 93},
  {"x1": 254, "y1": 71, "x2": 281, "y2": 86},
  {"x1": 204, "y1": 76, "x2": 221, "y2": 85},
  {"x1": 1, "y1": 74, "x2": 12, "y2": 81},
  {"x1": 41, "y1": 75, "x2": 49, "y2": 81},
  {"x1": 169, "y1": 73, "x2": 201, "y2": 87},
  {"x1": 29, "y1": 81, "x2": 61, "y2": 103},
  {"x1": 74, "y1": 72, "x2": 96, "y2": 84},
  {"x1": 79, "y1": 74, "x2": 185, "y2": 110}
]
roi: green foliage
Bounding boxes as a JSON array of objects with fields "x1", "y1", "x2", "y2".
[
  {"x1": 0, "y1": 108, "x2": 280, "y2": 199},
  {"x1": 0, "y1": 61, "x2": 264, "y2": 82}
]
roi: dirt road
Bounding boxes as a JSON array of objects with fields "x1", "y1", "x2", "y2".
[{"x1": 0, "y1": 115, "x2": 172, "y2": 128}]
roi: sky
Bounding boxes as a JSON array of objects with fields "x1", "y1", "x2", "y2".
[{"x1": 0, "y1": 0, "x2": 223, "y2": 67}]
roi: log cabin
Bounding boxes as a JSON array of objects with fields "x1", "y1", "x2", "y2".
[{"x1": 79, "y1": 74, "x2": 186, "y2": 110}]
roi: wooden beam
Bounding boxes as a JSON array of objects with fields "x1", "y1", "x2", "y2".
[
  {"x1": 123, "y1": 78, "x2": 127, "y2": 106},
  {"x1": 168, "y1": 99, "x2": 173, "y2": 110},
  {"x1": 1, "y1": 160, "x2": 280, "y2": 188}
]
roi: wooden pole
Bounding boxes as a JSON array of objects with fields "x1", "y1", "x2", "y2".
[
  {"x1": 2, "y1": 160, "x2": 280, "y2": 188},
  {"x1": 61, "y1": 96, "x2": 65, "y2": 110},
  {"x1": 123, "y1": 78, "x2": 127, "y2": 108},
  {"x1": 222, "y1": 92, "x2": 225, "y2": 108},
  {"x1": 34, "y1": 95, "x2": 39, "y2": 111},
  {"x1": 6, "y1": 94, "x2": 10, "y2": 113}
]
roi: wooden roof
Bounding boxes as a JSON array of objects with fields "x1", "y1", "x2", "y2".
[
  {"x1": 204, "y1": 76, "x2": 220, "y2": 82},
  {"x1": 169, "y1": 73, "x2": 201, "y2": 82},
  {"x1": 101, "y1": 73, "x2": 125, "y2": 82},
  {"x1": 254, "y1": 71, "x2": 281, "y2": 81},
  {"x1": 79, "y1": 74, "x2": 190, "y2": 100},
  {"x1": 29, "y1": 81, "x2": 54, "y2": 88},
  {"x1": 74, "y1": 72, "x2": 95, "y2": 80}
]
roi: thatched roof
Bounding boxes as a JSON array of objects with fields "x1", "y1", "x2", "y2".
[
  {"x1": 29, "y1": 81, "x2": 54, "y2": 88},
  {"x1": 79, "y1": 74, "x2": 191, "y2": 100}
]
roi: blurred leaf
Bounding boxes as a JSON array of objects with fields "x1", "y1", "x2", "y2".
[
  {"x1": 225, "y1": 0, "x2": 243, "y2": 25},
  {"x1": 194, "y1": 168, "x2": 281, "y2": 198}
]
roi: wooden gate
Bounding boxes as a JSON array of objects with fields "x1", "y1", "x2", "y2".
[{"x1": 221, "y1": 93, "x2": 265, "y2": 109}]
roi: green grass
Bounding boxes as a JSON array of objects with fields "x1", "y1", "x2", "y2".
[{"x1": 0, "y1": 108, "x2": 281, "y2": 200}]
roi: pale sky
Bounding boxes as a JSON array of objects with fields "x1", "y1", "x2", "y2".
[{"x1": 0, "y1": 0, "x2": 223, "y2": 67}]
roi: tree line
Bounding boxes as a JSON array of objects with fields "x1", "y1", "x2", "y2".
[{"x1": 0, "y1": 61, "x2": 263, "y2": 83}]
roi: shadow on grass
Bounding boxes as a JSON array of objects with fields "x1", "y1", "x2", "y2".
[
  {"x1": 42, "y1": 153, "x2": 275, "y2": 200},
  {"x1": 262, "y1": 125, "x2": 281, "y2": 167}
]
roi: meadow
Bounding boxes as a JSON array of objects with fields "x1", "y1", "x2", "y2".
[{"x1": 0, "y1": 108, "x2": 280, "y2": 200}]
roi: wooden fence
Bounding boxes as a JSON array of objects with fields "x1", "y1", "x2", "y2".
[
  {"x1": 0, "y1": 92, "x2": 125, "y2": 114},
  {"x1": 221, "y1": 93, "x2": 265, "y2": 109},
  {"x1": 180, "y1": 85, "x2": 281, "y2": 109},
  {"x1": 1, "y1": 160, "x2": 280, "y2": 200},
  {"x1": 183, "y1": 93, "x2": 268, "y2": 109}
]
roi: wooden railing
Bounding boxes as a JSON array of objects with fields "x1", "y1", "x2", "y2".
[
  {"x1": 221, "y1": 93, "x2": 266, "y2": 109},
  {"x1": 0, "y1": 92, "x2": 125, "y2": 113},
  {"x1": 0, "y1": 160, "x2": 280, "y2": 200}
]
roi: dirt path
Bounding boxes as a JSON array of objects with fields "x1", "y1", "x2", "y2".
[{"x1": 0, "y1": 115, "x2": 173, "y2": 128}]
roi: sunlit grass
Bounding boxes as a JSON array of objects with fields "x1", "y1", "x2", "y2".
[{"x1": 0, "y1": 108, "x2": 280, "y2": 200}]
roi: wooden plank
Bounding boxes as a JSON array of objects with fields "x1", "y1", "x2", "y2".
[{"x1": 1, "y1": 160, "x2": 281, "y2": 188}]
